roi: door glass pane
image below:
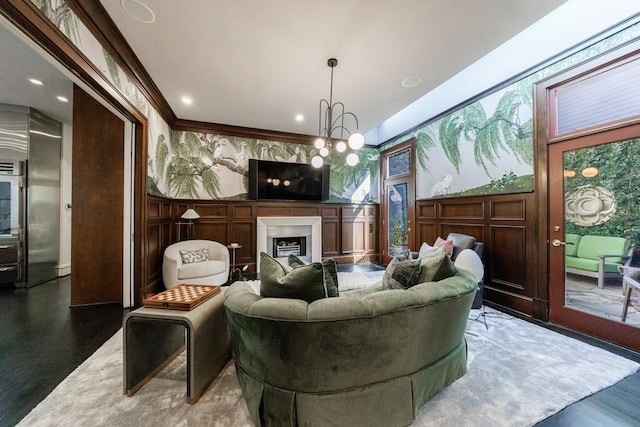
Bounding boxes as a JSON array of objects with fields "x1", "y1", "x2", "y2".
[
  {"x1": 387, "y1": 182, "x2": 409, "y2": 257},
  {"x1": 387, "y1": 150, "x2": 410, "y2": 178},
  {"x1": 563, "y1": 138, "x2": 640, "y2": 326}
]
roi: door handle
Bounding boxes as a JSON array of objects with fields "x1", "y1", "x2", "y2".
[{"x1": 551, "y1": 239, "x2": 575, "y2": 247}]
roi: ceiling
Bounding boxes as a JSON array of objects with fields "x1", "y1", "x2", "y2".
[
  {"x1": 0, "y1": 20, "x2": 73, "y2": 125},
  {"x1": 98, "y1": 0, "x2": 568, "y2": 140},
  {"x1": 0, "y1": 1, "x2": 571, "y2": 138}
]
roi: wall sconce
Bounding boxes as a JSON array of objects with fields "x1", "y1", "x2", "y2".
[
  {"x1": 177, "y1": 208, "x2": 200, "y2": 240},
  {"x1": 563, "y1": 169, "x2": 576, "y2": 178}
]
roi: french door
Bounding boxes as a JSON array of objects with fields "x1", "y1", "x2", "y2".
[
  {"x1": 548, "y1": 126, "x2": 640, "y2": 352},
  {"x1": 380, "y1": 141, "x2": 415, "y2": 264}
]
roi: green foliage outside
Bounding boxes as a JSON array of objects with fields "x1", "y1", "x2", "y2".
[{"x1": 564, "y1": 138, "x2": 640, "y2": 248}]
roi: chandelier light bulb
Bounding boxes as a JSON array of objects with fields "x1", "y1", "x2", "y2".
[
  {"x1": 283, "y1": 180, "x2": 290, "y2": 186},
  {"x1": 346, "y1": 153, "x2": 359, "y2": 166},
  {"x1": 335, "y1": 141, "x2": 347, "y2": 152},
  {"x1": 319, "y1": 147, "x2": 329, "y2": 157},
  {"x1": 272, "y1": 178, "x2": 280, "y2": 186},
  {"x1": 314, "y1": 138, "x2": 325, "y2": 149},
  {"x1": 311, "y1": 155, "x2": 324, "y2": 168},
  {"x1": 348, "y1": 133, "x2": 365, "y2": 150}
]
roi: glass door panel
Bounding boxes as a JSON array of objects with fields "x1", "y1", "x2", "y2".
[
  {"x1": 561, "y1": 139, "x2": 639, "y2": 325},
  {"x1": 548, "y1": 131, "x2": 640, "y2": 352},
  {"x1": 386, "y1": 182, "x2": 409, "y2": 258}
]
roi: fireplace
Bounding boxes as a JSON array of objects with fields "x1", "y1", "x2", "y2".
[
  {"x1": 256, "y1": 216, "x2": 322, "y2": 272},
  {"x1": 273, "y1": 236, "x2": 307, "y2": 258}
]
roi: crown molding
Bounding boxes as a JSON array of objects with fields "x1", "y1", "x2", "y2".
[
  {"x1": 65, "y1": 0, "x2": 177, "y2": 124},
  {"x1": 173, "y1": 119, "x2": 317, "y2": 145}
]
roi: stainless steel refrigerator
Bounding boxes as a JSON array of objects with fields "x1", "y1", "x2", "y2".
[{"x1": 0, "y1": 104, "x2": 61, "y2": 287}]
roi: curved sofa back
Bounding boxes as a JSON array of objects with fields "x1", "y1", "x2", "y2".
[{"x1": 224, "y1": 269, "x2": 477, "y2": 394}]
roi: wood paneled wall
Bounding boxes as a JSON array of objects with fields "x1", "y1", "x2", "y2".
[
  {"x1": 145, "y1": 196, "x2": 379, "y2": 296},
  {"x1": 415, "y1": 192, "x2": 542, "y2": 317}
]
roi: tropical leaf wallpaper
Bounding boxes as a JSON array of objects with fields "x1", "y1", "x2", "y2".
[
  {"x1": 382, "y1": 21, "x2": 640, "y2": 200},
  {"x1": 148, "y1": 130, "x2": 380, "y2": 202},
  {"x1": 30, "y1": 0, "x2": 640, "y2": 204}
]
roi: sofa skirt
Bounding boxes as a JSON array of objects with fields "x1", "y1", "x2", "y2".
[{"x1": 235, "y1": 339, "x2": 468, "y2": 427}]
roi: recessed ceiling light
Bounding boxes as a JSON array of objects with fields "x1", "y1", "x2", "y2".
[
  {"x1": 295, "y1": 114, "x2": 304, "y2": 122},
  {"x1": 401, "y1": 76, "x2": 421, "y2": 88},
  {"x1": 29, "y1": 78, "x2": 43, "y2": 85},
  {"x1": 181, "y1": 96, "x2": 193, "y2": 106},
  {"x1": 56, "y1": 96, "x2": 69, "y2": 103},
  {"x1": 121, "y1": 0, "x2": 156, "y2": 24}
]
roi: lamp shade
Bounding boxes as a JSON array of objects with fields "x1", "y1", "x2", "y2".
[{"x1": 181, "y1": 209, "x2": 200, "y2": 220}]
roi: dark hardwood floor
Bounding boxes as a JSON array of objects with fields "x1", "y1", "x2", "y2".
[
  {"x1": 0, "y1": 268, "x2": 638, "y2": 426},
  {"x1": 0, "y1": 277, "x2": 126, "y2": 426}
]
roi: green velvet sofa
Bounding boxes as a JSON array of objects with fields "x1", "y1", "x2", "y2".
[
  {"x1": 565, "y1": 234, "x2": 634, "y2": 288},
  {"x1": 223, "y1": 268, "x2": 477, "y2": 427}
]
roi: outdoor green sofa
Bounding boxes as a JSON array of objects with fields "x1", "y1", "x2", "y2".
[
  {"x1": 565, "y1": 234, "x2": 634, "y2": 288},
  {"x1": 223, "y1": 268, "x2": 477, "y2": 427}
]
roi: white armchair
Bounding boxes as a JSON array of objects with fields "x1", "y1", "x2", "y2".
[{"x1": 162, "y1": 240, "x2": 230, "y2": 289}]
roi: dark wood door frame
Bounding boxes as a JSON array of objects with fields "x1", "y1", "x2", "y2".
[
  {"x1": 380, "y1": 139, "x2": 416, "y2": 264},
  {"x1": 536, "y1": 40, "x2": 640, "y2": 350}
]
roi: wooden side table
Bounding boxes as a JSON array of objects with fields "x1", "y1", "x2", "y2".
[
  {"x1": 123, "y1": 288, "x2": 230, "y2": 404},
  {"x1": 227, "y1": 243, "x2": 243, "y2": 281}
]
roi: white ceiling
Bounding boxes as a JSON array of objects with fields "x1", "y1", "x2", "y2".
[
  {"x1": 0, "y1": 19, "x2": 73, "y2": 125},
  {"x1": 8, "y1": 0, "x2": 639, "y2": 147},
  {"x1": 98, "y1": 0, "x2": 568, "y2": 140}
]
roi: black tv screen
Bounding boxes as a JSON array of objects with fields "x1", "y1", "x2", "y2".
[{"x1": 248, "y1": 159, "x2": 330, "y2": 201}]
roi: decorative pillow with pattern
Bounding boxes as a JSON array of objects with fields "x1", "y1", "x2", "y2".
[
  {"x1": 382, "y1": 256, "x2": 422, "y2": 290},
  {"x1": 179, "y1": 248, "x2": 209, "y2": 264}
]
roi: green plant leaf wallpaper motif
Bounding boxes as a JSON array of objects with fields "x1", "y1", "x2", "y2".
[
  {"x1": 412, "y1": 83, "x2": 535, "y2": 199},
  {"x1": 150, "y1": 130, "x2": 379, "y2": 202}
]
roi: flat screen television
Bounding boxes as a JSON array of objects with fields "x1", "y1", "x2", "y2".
[{"x1": 248, "y1": 159, "x2": 330, "y2": 201}]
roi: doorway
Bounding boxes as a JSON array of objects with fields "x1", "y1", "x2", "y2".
[
  {"x1": 380, "y1": 140, "x2": 415, "y2": 264},
  {"x1": 544, "y1": 46, "x2": 640, "y2": 352},
  {"x1": 548, "y1": 128, "x2": 640, "y2": 351}
]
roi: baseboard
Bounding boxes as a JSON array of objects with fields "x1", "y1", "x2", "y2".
[{"x1": 56, "y1": 263, "x2": 70, "y2": 277}]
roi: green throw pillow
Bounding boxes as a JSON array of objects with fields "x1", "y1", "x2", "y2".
[
  {"x1": 288, "y1": 254, "x2": 339, "y2": 297},
  {"x1": 260, "y1": 252, "x2": 327, "y2": 302},
  {"x1": 382, "y1": 256, "x2": 422, "y2": 290},
  {"x1": 418, "y1": 246, "x2": 456, "y2": 283}
]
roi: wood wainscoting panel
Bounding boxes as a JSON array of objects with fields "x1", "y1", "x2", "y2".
[
  {"x1": 193, "y1": 203, "x2": 230, "y2": 218},
  {"x1": 323, "y1": 220, "x2": 340, "y2": 257},
  {"x1": 490, "y1": 225, "x2": 527, "y2": 291},
  {"x1": 322, "y1": 206, "x2": 340, "y2": 218},
  {"x1": 490, "y1": 199, "x2": 526, "y2": 220},
  {"x1": 417, "y1": 203, "x2": 436, "y2": 219},
  {"x1": 439, "y1": 201, "x2": 485, "y2": 220},
  {"x1": 416, "y1": 222, "x2": 436, "y2": 249},
  {"x1": 147, "y1": 223, "x2": 161, "y2": 283},
  {"x1": 232, "y1": 220, "x2": 255, "y2": 269},
  {"x1": 439, "y1": 223, "x2": 485, "y2": 244},
  {"x1": 342, "y1": 219, "x2": 367, "y2": 254},
  {"x1": 232, "y1": 204, "x2": 254, "y2": 218},
  {"x1": 194, "y1": 221, "x2": 230, "y2": 243},
  {"x1": 416, "y1": 192, "x2": 537, "y2": 317}
]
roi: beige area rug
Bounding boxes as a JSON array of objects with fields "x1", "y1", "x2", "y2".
[{"x1": 18, "y1": 307, "x2": 639, "y2": 427}]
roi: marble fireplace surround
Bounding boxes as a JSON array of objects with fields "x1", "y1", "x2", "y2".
[{"x1": 256, "y1": 216, "x2": 322, "y2": 273}]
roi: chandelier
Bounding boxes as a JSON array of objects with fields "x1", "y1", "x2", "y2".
[{"x1": 311, "y1": 58, "x2": 364, "y2": 168}]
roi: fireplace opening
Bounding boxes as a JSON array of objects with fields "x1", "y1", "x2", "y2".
[{"x1": 273, "y1": 236, "x2": 307, "y2": 258}]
